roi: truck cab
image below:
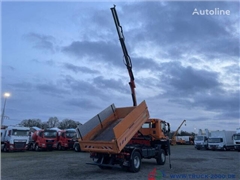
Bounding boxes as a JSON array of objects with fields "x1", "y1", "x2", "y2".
[
  {"x1": 129, "y1": 118, "x2": 171, "y2": 156},
  {"x1": 194, "y1": 129, "x2": 210, "y2": 150},
  {"x1": 194, "y1": 135, "x2": 208, "y2": 150},
  {"x1": 233, "y1": 128, "x2": 240, "y2": 151},
  {"x1": 29, "y1": 129, "x2": 58, "y2": 151},
  {"x1": 139, "y1": 119, "x2": 170, "y2": 140},
  {"x1": 56, "y1": 129, "x2": 76, "y2": 150},
  {"x1": 1, "y1": 126, "x2": 30, "y2": 152}
]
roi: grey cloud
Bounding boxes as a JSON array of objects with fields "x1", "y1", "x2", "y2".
[
  {"x1": 23, "y1": 33, "x2": 56, "y2": 53},
  {"x1": 195, "y1": 91, "x2": 240, "y2": 120},
  {"x1": 194, "y1": 91, "x2": 239, "y2": 112},
  {"x1": 62, "y1": 40, "x2": 124, "y2": 67},
  {"x1": 159, "y1": 61, "x2": 221, "y2": 95},
  {"x1": 63, "y1": 63, "x2": 100, "y2": 74},
  {"x1": 7, "y1": 66, "x2": 15, "y2": 71},
  {"x1": 60, "y1": 75, "x2": 107, "y2": 99},
  {"x1": 8, "y1": 82, "x2": 33, "y2": 92},
  {"x1": 122, "y1": 2, "x2": 239, "y2": 59},
  {"x1": 46, "y1": 60, "x2": 55, "y2": 66},
  {"x1": 153, "y1": 61, "x2": 239, "y2": 120},
  {"x1": 65, "y1": 98, "x2": 100, "y2": 109},
  {"x1": 93, "y1": 76, "x2": 128, "y2": 94},
  {"x1": 36, "y1": 83, "x2": 68, "y2": 97},
  {"x1": 31, "y1": 59, "x2": 56, "y2": 66},
  {"x1": 132, "y1": 57, "x2": 160, "y2": 71}
]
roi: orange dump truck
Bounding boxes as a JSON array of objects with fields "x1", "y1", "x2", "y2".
[{"x1": 76, "y1": 101, "x2": 171, "y2": 172}]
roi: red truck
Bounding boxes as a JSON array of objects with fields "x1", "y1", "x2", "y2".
[
  {"x1": 28, "y1": 127, "x2": 58, "y2": 151},
  {"x1": 54, "y1": 128, "x2": 77, "y2": 150}
]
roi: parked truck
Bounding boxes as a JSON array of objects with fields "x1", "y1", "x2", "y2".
[
  {"x1": 170, "y1": 120, "x2": 186, "y2": 145},
  {"x1": 28, "y1": 127, "x2": 58, "y2": 151},
  {"x1": 176, "y1": 136, "x2": 194, "y2": 145},
  {"x1": 208, "y1": 130, "x2": 235, "y2": 151},
  {"x1": 1, "y1": 126, "x2": 30, "y2": 152},
  {"x1": 194, "y1": 129, "x2": 210, "y2": 150},
  {"x1": 233, "y1": 128, "x2": 240, "y2": 151},
  {"x1": 77, "y1": 100, "x2": 171, "y2": 172},
  {"x1": 53, "y1": 128, "x2": 77, "y2": 150}
]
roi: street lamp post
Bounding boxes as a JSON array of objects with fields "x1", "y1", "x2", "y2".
[{"x1": 1, "y1": 92, "x2": 11, "y2": 125}]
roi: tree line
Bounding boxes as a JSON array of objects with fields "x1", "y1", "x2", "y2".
[{"x1": 19, "y1": 117, "x2": 82, "y2": 129}]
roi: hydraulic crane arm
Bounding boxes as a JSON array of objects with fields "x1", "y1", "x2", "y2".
[
  {"x1": 110, "y1": 5, "x2": 137, "y2": 107},
  {"x1": 172, "y1": 120, "x2": 186, "y2": 140}
]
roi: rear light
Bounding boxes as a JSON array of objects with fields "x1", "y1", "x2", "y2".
[
  {"x1": 90, "y1": 152, "x2": 97, "y2": 158},
  {"x1": 116, "y1": 154, "x2": 124, "y2": 159},
  {"x1": 116, "y1": 152, "x2": 130, "y2": 159}
]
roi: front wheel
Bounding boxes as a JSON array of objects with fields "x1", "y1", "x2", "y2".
[
  {"x1": 3, "y1": 144, "x2": 8, "y2": 152},
  {"x1": 35, "y1": 144, "x2": 40, "y2": 151},
  {"x1": 129, "y1": 151, "x2": 141, "y2": 173},
  {"x1": 74, "y1": 144, "x2": 80, "y2": 152},
  {"x1": 57, "y1": 144, "x2": 62, "y2": 150},
  {"x1": 28, "y1": 144, "x2": 34, "y2": 151},
  {"x1": 156, "y1": 149, "x2": 166, "y2": 165}
]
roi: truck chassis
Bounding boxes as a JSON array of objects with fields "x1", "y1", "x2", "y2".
[{"x1": 88, "y1": 139, "x2": 170, "y2": 172}]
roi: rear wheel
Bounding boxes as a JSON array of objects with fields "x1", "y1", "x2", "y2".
[
  {"x1": 129, "y1": 151, "x2": 141, "y2": 173},
  {"x1": 156, "y1": 149, "x2": 166, "y2": 165}
]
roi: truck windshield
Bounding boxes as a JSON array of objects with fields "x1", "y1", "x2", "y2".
[
  {"x1": 66, "y1": 132, "x2": 76, "y2": 138},
  {"x1": 233, "y1": 135, "x2": 240, "y2": 140},
  {"x1": 195, "y1": 136, "x2": 203, "y2": 141},
  {"x1": 142, "y1": 123, "x2": 151, "y2": 128},
  {"x1": 12, "y1": 130, "x2": 29, "y2": 136},
  {"x1": 208, "y1": 138, "x2": 223, "y2": 143},
  {"x1": 44, "y1": 131, "x2": 57, "y2": 138}
]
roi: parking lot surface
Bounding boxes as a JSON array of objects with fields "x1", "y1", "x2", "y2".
[{"x1": 1, "y1": 145, "x2": 239, "y2": 180}]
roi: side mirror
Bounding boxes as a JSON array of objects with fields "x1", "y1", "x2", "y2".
[{"x1": 167, "y1": 123, "x2": 171, "y2": 132}]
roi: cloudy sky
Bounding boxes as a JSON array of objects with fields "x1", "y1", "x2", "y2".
[{"x1": 1, "y1": 1, "x2": 239, "y2": 133}]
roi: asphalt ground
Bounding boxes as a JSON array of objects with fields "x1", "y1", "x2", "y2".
[{"x1": 1, "y1": 145, "x2": 239, "y2": 180}]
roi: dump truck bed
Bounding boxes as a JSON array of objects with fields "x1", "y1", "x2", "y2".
[{"x1": 77, "y1": 101, "x2": 149, "y2": 154}]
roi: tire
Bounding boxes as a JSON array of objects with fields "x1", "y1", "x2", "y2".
[
  {"x1": 3, "y1": 144, "x2": 8, "y2": 152},
  {"x1": 129, "y1": 151, "x2": 141, "y2": 173},
  {"x1": 57, "y1": 144, "x2": 62, "y2": 150},
  {"x1": 28, "y1": 144, "x2": 34, "y2": 151},
  {"x1": 223, "y1": 146, "x2": 227, "y2": 151},
  {"x1": 35, "y1": 144, "x2": 40, "y2": 151},
  {"x1": 156, "y1": 149, "x2": 166, "y2": 165},
  {"x1": 74, "y1": 144, "x2": 80, "y2": 152}
]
